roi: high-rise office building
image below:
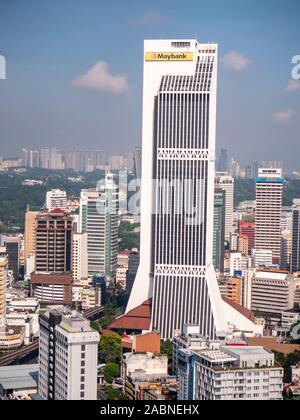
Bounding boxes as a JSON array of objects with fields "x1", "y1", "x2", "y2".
[
  {"x1": 46, "y1": 189, "x2": 67, "y2": 212},
  {"x1": 238, "y1": 220, "x2": 255, "y2": 255},
  {"x1": 126, "y1": 40, "x2": 256, "y2": 340},
  {"x1": 133, "y1": 146, "x2": 142, "y2": 180},
  {"x1": 217, "y1": 148, "x2": 228, "y2": 172},
  {"x1": 35, "y1": 210, "x2": 73, "y2": 273},
  {"x1": 24, "y1": 210, "x2": 39, "y2": 261},
  {"x1": 250, "y1": 270, "x2": 295, "y2": 324},
  {"x1": 4, "y1": 237, "x2": 21, "y2": 281},
  {"x1": 0, "y1": 256, "x2": 8, "y2": 330},
  {"x1": 109, "y1": 155, "x2": 125, "y2": 170},
  {"x1": 21, "y1": 149, "x2": 40, "y2": 168},
  {"x1": 291, "y1": 199, "x2": 300, "y2": 273},
  {"x1": 80, "y1": 172, "x2": 118, "y2": 280},
  {"x1": 39, "y1": 308, "x2": 99, "y2": 400},
  {"x1": 255, "y1": 168, "x2": 284, "y2": 265},
  {"x1": 24, "y1": 209, "x2": 39, "y2": 276},
  {"x1": 213, "y1": 189, "x2": 225, "y2": 273},
  {"x1": 229, "y1": 158, "x2": 240, "y2": 178},
  {"x1": 72, "y1": 233, "x2": 88, "y2": 281},
  {"x1": 215, "y1": 173, "x2": 234, "y2": 241}
]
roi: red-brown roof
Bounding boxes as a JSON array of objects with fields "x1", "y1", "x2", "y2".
[
  {"x1": 30, "y1": 273, "x2": 73, "y2": 285},
  {"x1": 109, "y1": 299, "x2": 152, "y2": 331},
  {"x1": 222, "y1": 296, "x2": 256, "y2": 323},
  {"x1": 109, "y1": 296, "x2": 256, "y2": 332}
]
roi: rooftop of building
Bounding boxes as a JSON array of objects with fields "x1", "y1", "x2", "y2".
[
  {"x1": 30, "y1": 273, "x2": 73, "y2": 285},
  {"x1": 224, "y1": 346, "x2": 273, "y2": 358},
  {"x1": 194, "y1": 349, "x2": 237, "y2": 363},
  {"x1": 109, "y1": 299, "x2": 152, "y2": 331},
  {"x1": 254, "y1": 271, "x2": 289, "y2": 281},
  {"x1": 0, "y1": 364, "x2": 38, "y2": 391},
  {"x1": 248, "y1": 337, "x2": 300, "y2": 355},
  {"x1": 41, "y1": 307, "x2": 97, "y2": 334}
]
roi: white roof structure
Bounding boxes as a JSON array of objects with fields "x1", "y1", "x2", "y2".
[
  {"x1": 255, "y1": 271, "x2": 288, "y2": 281},
  {"x1": 0, "y1": 364, "x2": 38, "y2": 391}
]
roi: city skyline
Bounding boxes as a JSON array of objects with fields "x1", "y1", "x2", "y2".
[
  {"x1": 0, "y1": 0, "x2": 299, "y2": 171},
  {"x1": 1, "y1": 3, "x2": 300, "y2": 403}
]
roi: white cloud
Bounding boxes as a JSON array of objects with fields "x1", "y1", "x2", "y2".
[
  {"x1": 272, "y1": 109, "x2": 294, "y2": 124},
  {"x1": 72, "y1": 61, "x2": 129, "y2": 95},
  {"x1": 287, "y1": 79, "x2": 300, "y2": 92},
  {"x1": 130, "y1": 11, "x2": 165, "y2": 25},
  {"x1": 221, "y1": 51, "x2": 253, "y2": 71}
]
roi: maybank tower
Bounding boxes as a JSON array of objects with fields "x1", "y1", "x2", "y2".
[{"x1": 126, "y1": 40, "x2": 260, "y2": 340}]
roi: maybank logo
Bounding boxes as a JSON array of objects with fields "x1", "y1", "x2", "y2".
[{"x1": 145, "y1": 52, "x2": 194, "y2": 62}]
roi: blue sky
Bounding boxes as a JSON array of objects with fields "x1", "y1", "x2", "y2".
[{"x1": 0, "y1": 0, "x2": 299, "y2": 171}]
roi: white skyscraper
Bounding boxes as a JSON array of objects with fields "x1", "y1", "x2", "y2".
[
  {"x1": 80, "y1": 172, "x2": 118, "y2": 280},
  {"x1": 126, "y1": 40, "x2": 257, "y2": 340},
  {"x1": 72, "y1": 233, "x2": 88, "y2": 281},
  {"x1": 39, "y1": 308, "x2": 99, "y2": 400},
  {"x1": 215, "y1": 173, "x2": 234, "y2": 241},
  {"x1": 255, "y1": 168, "x2": 284, "y2": 265},
  {"x1": 46, "y1": 189, "x2": 67, "y2": 212},
  {"x1": 0, "y1": 256, "x2": 8, "y2": 330}
]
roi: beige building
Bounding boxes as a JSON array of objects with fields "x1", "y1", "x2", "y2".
[
  {"x1": 24, "y1": 210, "x2": 39, "y2": 263},
  {"x1": 0, "y1": 256, "x2": 8, "y2": 329},
  {"x1": 255, "y1": 169, "x2": 284, "y2": 265}
]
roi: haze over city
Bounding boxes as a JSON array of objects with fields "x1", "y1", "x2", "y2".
[
  {"x1": 0, "y1": 0, "x2": 299, "y2": 171},
  {"x1": 1, "y1": 0, "x2": 300, "y2": 405}
]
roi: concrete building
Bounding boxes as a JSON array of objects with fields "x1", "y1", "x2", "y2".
[
  {"x1": 239, "y1": 220, "x2": 255, "y2": 255},
  {"x1": 173, "y1": 324, "x2": 269, "y2": 400},
  {"x1": 122, "y1": 352, "x2": 171, "y2": 400},
  {"x1": 39, "y1": 308, "x2": 100, "y2": 400},
  {"x1": 281, "y1": 231, "x2": 292, "y2": 271},
  {"x1": 121, "y1": 332, "x2": 161, "y2": 357},
  {"x1": 80, "y1": 172, "x2": 118, "y2": 280},
  {"x1": 252, "y1": 249, "x2": 273, "y2": 268},
  {"x1": 116, "y1": 250, "x2": 131, "y2": 289},
  {"x1": 219, "y1": 277, "x2": 242, "y2": 305},
  {"x1": 192, "y1": 346, "x2": 283, "y2": 400},
  {"x1": 229, "y1": 252, "x2": 250, "y2": 277},
  {"x1": 126, "y1": 251, "x2": 140, "y2": 296},
  {"x1": 133, "y1": 146, "x2": 142, "y2": 179},
  {"x1": 174, "y1": 325, "x2": 283, "y2": 401},
  {"x1": 213, "y1": 189, "x2": 226, "y2": 273},
  {"x1": 0, "y1": 256, "x2": 8, "y2": 330},
  {"x1": 291, "y1": 199, "x2": 300, "y2": 273},
  {"x1": 0, "y1": 364, "x2": 39, "y2": 400},
  {"x1": 3, "y1": 237, "x2": 21, "y2": 281},
  {"x1": 126, "y1": 39, "x2": 256, "y2": 340},
  {"x1": 250, "y1": 270, "x2": 295, "y2": 323},
  {"x1": 24, "y1": 210, "x2": 39, "y2": 263},
  {"x1": 72, "y1": 233, "x2": 88, "y2": 282},
  {"x1": 35, "y1": 210, "x2": 73, "y2": 274},
  {"x1": 215, "y1": 173, "x2": 234, "y2": 241},
  {"x1": 255, "y1": 168, "x2": 284, "y2": 265},
  {"x1": 30, "y1": 274, "x2": 73, "y2": 305},
  {"x1": 46, "y1": 189, "x2": 67, "y2": 212}
]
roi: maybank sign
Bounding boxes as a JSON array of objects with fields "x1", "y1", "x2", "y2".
[{"x1": 145, "y1": 52, "x2": 194, "y2": 62}]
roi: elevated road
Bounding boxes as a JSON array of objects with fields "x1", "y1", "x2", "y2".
[
  {"x1": 0, "y1": 340, "x2": 39, "y2": 366},
  {"x1": 0, "y1": 307, "x2": 105, "y2": 366}
]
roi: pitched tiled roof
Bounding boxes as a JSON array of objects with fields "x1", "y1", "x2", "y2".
[{"x1": 109, "y1": 299, "x2": 152, "y2": 331}]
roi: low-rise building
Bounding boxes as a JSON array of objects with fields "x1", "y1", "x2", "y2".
[
  {"x1": 30, "y1": 273, "x2": 73, "y2": 305},
  {"x1": 0, "y1": 364, "x2": 39, "y2": 400},
  {"x1": 192, "y1": 346, "x2": 283, "y2": 400},
  {"x1": 122, "y1": 352, "x2": 171, "y2": 400},
  {"x1": 250, "y1": 270, "x2": 295, "y2": 324}
]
